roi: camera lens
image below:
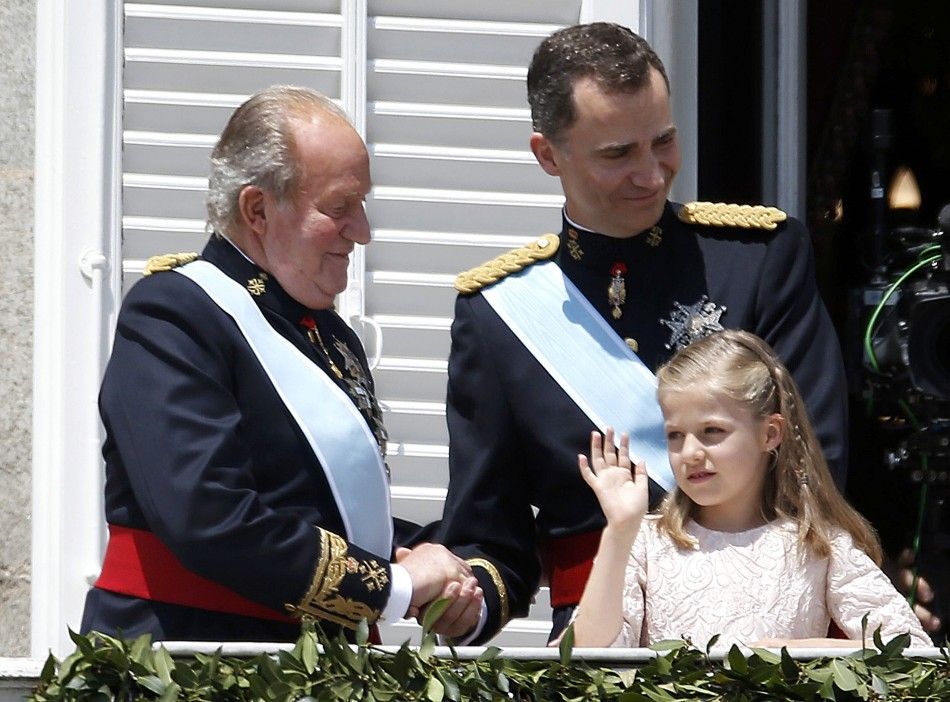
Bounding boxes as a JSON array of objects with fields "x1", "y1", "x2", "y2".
[{"x1": 908, "y1": 293, "x2": 950, "y2": 399}]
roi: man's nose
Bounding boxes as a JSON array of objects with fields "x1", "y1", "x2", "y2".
[
  {"x1": 345, "y1": 205, "x2": 371, "y2": 245},
  {"x1": 628, "y1": 153, "x2": 665, "y2": 189}
]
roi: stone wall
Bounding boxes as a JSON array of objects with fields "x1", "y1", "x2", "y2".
[{"x1": 0, "y1": 0, "x2": 35, "y2": 656}]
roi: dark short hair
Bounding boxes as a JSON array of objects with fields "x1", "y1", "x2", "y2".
[{"x1": 527, "y1": 22, "x2": 669, "y2": 141}]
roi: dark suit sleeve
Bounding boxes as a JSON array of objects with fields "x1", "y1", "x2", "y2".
[
  {"x1": 100, "y1": 273, "x2": 394, "y2": 628},
  {"x1": 437, "y1": 293, "x2": 541, "y2": 643},
  {"x1": 754, "y1": 218, "x2": 849, "y2": 486}
]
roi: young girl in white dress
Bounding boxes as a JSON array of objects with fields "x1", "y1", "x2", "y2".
[{"x1": 572, "y1": 330, "x2": 931, "y2": 648}]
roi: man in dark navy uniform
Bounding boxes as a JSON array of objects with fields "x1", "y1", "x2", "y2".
[
  {"x1": 81, "y1": 86, "x2": 482, "y2": 642},
  {"x1": 436, "y1": 23, "x2": 850, "y2": 643}
]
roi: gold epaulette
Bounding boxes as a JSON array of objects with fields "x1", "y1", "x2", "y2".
[
  {"x1": 678, "y1": 201, "x2": 787, "y2": 231},
  {"x1": 454, "y1": 234, "x2": 559, "y2": 295},
  {"x1": 143, "y1": 252, "x2": 199, "y2": 276}
]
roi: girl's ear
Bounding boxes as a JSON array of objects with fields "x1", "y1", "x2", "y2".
[{"x1": 763, "y1": 413, "x2": 784, "y2": 452}]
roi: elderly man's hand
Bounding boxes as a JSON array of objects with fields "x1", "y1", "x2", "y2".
[{"x1": 396, "y1": 544, "x2": 473, "y2": 612}]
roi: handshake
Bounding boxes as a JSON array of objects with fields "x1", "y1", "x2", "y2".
[{"x1": 395, "y1": 543, "x2": 484, "y2": 638}]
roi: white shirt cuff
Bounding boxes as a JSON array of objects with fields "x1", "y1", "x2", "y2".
[{"x1": 381, "y1": 563, "x2": 413, "y2": 621}]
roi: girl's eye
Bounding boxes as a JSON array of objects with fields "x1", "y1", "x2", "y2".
[
  {"x1": 704, "y1": 426, "x2": 724, "y2": 435},
  {"x1": 666, "y1": 431, "x2": 682, "y2": 441}
]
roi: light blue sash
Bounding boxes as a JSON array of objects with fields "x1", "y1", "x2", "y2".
[
  {"x1": 481, "y1": 260, "x2": 675, "y2": 491},
  {"x1": 177, "y1": 261, "x2": 393, "y2": 558}
]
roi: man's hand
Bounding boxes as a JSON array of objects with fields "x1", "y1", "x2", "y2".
[
  {"x1": 893, "y1": 548, "x2": 942, "y2": 633},
  {"x1": 395, "y1": 543, "x2": 472, "y2": 612},
  {"x1": 395, "y1": 545, "x2": 484, "y2": 638},
  {"x1": 421, "y1": 575, "x2": 484, "y2": 638}
]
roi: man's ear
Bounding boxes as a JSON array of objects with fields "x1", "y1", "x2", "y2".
[
  {"x1": 238, "y1": 185, "x2": 267, "y2": 237},
  {"x1": 530, "y1": 132, "x2": 561, "y2": 176},
  {"x1": 764, "y1": 414, "x2": 785, "y2": 452}
]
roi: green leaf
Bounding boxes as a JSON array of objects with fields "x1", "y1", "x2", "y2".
[
  {"x1": 779, "y1": 647, "x2": 799, "y2": 680},
  {"x1": 153, "y1": 646, "x2": 174, "y2": 685},
  {"x1": 426, "y1": 674, "x2": 445, "y2": 702},
  {"x1": 422, "y1": 597, "x2": 452, "y2": 636},
  {"x1": 559, "y1": 624, "x2": 575, "y2": 666},
  {"x1": 158, "y1": 681, "x2": 181, "y2": 702},
  {"x1": 300, "y1": 631, "x2": 319, "y2": 675},
  {"x1": 476, "y1": 647, "x2": 501, "y2": 662},
  {"x1": 726, "y1": 645, "x2": 748, "y2": 674},
  {"x1": 649, "y1": 639, "x2": 686, "y2": 652},
  {"x1": 419, "y1": 635, "x2": 435, "y2": 661},
  {"x1": 496, "y1": 671, "x2": 510, "y2": 694},
  {"x1": 67, "y1": 629, "x2": 96, "y2": 657},
  {"x1": 750, "y1": 647, "x2": 781, "y2": 664},
  {"x1": 829, "y1": 659, "x2": 858, "y2": 691},
  {"x1": 137, "y1": 674, "x2": 167, "y2": 695},
  {"x1": 356, "y1": 618, "x2": 370, "y2": 647},
  {"x1": 437, "y1": 670, "x2": 460, "y2": 702}
]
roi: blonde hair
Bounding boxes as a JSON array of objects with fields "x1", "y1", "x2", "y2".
[{"x1": 654, "y1": 330, "x2": 881, "y2": 564}]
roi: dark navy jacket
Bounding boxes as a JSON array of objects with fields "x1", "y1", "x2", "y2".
[
  {"x1": 438, "y1": 202, "x2": 849, "y2": 642},
  {"x1": 81, "y1": 235, "x2": 397, "y2": 642}
]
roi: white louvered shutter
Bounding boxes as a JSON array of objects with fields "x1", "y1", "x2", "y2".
[
  {"x1": 364, "y1": 1, "x2": 587, "y2": 645},
  {"x1": 120, "y1": 0, "x2": 641, "y2": 646}
]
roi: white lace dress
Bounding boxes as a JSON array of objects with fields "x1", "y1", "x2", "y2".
[{"x1": 609, "y1": 516, "x2": 931, "y2": 648}]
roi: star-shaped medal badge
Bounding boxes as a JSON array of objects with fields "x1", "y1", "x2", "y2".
[{"x1": 659, "y1": 295, "x2": 727, "y2": 350}]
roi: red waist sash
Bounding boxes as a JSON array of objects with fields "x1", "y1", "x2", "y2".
[
  {"x1": 95, "y1": 525, "x2": 294, "y2": 623},
  {"x1": 542, "y1": 530, "x2": 601, "y2": 608}
]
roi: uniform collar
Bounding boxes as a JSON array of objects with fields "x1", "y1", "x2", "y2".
[
  {"x1": 557, "y1": 202, "x2": 677, "y2": 271},
  {"x1": 200, "y1": 234, "x2": 315, "y2": 323}
]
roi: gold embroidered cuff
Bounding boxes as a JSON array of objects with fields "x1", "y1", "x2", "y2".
[
  {"x1": 466, "y1": 557, "x2": 509, "y2": 627},
  {"x1": 286, "y1": 528, "x2": 384, "y2": 629}
]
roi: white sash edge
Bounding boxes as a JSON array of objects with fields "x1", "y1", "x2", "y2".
[
  {"x1": 177, "y1": 261, "x2": 393, "y2": 558},
  {"x1": 481, "y1": 261, "x2": 675, "y2": 492}
]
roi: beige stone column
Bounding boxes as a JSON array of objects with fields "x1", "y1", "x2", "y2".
[{"x1": 0, "y1": 0, "x2": 35, "y2": 656}]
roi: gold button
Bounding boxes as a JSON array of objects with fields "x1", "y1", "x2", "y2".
[
  {"x1": 537, "y1": 237, "x2": 549, "y2": 248},
  {"x1": 625, "y1": 338, "x2": 638, "y2": 353}
]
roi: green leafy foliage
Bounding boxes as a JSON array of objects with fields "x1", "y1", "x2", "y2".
[{"x1": 30, "y1": 622, "x2": 949, "y2": 701}]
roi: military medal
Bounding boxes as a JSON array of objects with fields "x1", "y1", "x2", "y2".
[
  {"x1": 299, "y1": 315, "x2": 344, "y2": 379},
  {"x1": 332, "y1": 338, "x2": 389, "y2": 459},
  {"x1": 659, "y1": 295, "x2": 727, "y2": 350},
  {"x1": 608, "y1": 262, "x2": 627, "y2": 319}
]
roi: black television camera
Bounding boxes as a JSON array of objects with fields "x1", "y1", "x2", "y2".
[
  {"x1": 864, "y1": 206, "x2": 950, "y2": 471},
  {"x1": 860, "y1": 203, "x2": 949, "y2": 644}
]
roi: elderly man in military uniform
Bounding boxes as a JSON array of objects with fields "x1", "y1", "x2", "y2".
[
  {"x1": 81, "y1": 86, "x2": 482, "y2": 642},
  {"x1": 436, "y1": 23, "x2": 849, "y2": 643}
]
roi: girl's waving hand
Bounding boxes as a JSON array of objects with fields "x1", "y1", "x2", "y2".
[{"x1": 579, "y1": 428, "x2": 648, "y2": 533}]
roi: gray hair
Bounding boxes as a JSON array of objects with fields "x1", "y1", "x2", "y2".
[{"x1": 205, "y1": 85, "x2": 350, "y2": 235}]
